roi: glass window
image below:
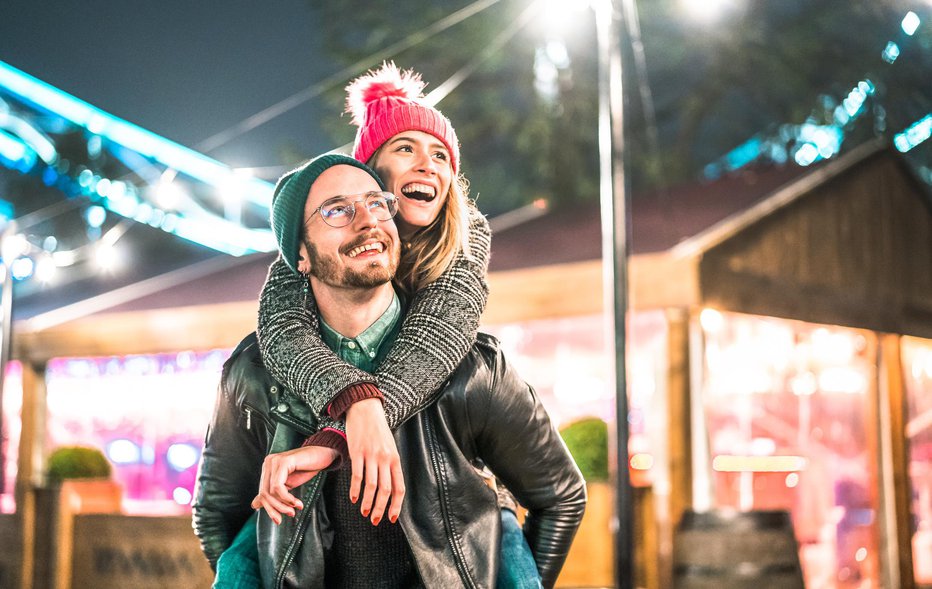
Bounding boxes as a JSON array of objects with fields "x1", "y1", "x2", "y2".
[
  {"x1": 700, "y1": 310, "x2": 879, "y2": 588},
  {"x1": 483, "y1": 311, "x2": 668, "y2": 485},
  {"x1": 45, "y1": 349, "x2": 229, "y2": 515},
  {"x1": 902, "y1": 335, "x2": 932, "y2": 586}
]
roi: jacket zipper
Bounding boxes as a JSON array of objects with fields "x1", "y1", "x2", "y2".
[
  {"x1": 276, "y1": 473, "x2": 325, "y2": 588},
  {"x1": 423, "y1": 414, "x2": 477, "y2": 588},
  {"x1": 242, "y1": 403, "x2": 272, "y2": 431}
]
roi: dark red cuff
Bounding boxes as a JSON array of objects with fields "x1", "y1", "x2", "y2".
[
  {"x1": 301, "y1": 428, "x2": 348, "y2": 470},
  {"x1": 326, "y1": 383, "x2": 384, "y2": 420}
]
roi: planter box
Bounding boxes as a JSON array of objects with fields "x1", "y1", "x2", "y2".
[
  {"x1": 0, "y1": 513, "x2": 21, "y2": 589},
  {"x1": 557, "y1": 481, "x2": 613, "y2": 588}
]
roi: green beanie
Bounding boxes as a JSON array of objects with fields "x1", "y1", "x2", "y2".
[{"x1": 270, "y1": 153, "x2": 385, "y2": 274}]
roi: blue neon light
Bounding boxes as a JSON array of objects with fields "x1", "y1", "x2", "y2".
[
  {"x1": 0, "y1": 60, "x2": 274, "y2": 209},
  {"x1": 894, "y1": 114, "x2": 932, "y2": 153},
  {"x1": 0, "y1": 60, "x2": 279, "y2": 257},
  {"x1": 882, "y1": 42, "x2": 900, "y2": 64},
  {"x1": 0, "y1": 129, "x2": 37, "y2": 173}
]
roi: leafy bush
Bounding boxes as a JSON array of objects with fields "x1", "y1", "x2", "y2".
[
  {"x1": 560, "y1": 417, "x2": 609, "y2": 483},
  {"x1": 46, "y1": 446, "x2": 112, "y2": 482}
]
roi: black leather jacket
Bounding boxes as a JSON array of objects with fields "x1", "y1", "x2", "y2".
[{"x1": 192, "y1": 332, "x2": 586, "y2": 589}]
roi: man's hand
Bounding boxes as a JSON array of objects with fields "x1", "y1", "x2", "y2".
[
  {"x1": 345, "y1": 398, "x2": 405, "y2": 525},
  {"x1": 251, "y1": 445, "x2": 339, "y2": 524}
]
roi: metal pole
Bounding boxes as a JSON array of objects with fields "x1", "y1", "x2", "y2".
[{"x1": 595, "y1": 0, "x2": 633, "y2": 586}]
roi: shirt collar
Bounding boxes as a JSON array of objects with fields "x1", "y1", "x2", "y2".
[{"x1": 319, "y1": 292, "x2": 401, "y2": 358}]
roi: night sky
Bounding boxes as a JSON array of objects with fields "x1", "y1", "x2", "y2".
[{"x1": 0, "y1": 0, "x2": 340, "y2": 176}]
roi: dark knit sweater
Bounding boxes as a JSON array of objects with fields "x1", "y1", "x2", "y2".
[
  {"x1": 256, "y1": 207, "x2": 491, "y2": 439},
  {"x1": 323, "y1": 469, "x2": 422, "y2": 588}
]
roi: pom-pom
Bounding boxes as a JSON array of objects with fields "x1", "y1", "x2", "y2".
[{"x1": 345, "y1": 62, "x2": 426, "y2": 126}]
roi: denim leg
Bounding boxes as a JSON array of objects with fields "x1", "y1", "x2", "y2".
[
  {"x1": 213, "y1": 511, "x2": 262, "y2": 589},
  {"x1": 497, "y1": 508, "x2": 544, "y2": 589}
]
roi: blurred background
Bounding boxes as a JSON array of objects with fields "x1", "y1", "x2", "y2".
[{"x1": 0, "y1": 1, "x2": 930, "y2": 588}]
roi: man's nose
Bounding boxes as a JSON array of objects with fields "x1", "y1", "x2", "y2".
[{"x1": 352, "y1": 201, "x2": 379, "y2": 229}]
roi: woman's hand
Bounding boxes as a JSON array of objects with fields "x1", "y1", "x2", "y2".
[
  {"x1": 345, "y1": 398, "x2": 406, "y2": 525},
  {"x1": 251, "y1": 445, "x2": 339, "y2": 524}
]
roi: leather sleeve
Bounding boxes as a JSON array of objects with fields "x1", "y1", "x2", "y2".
[
  {"x1": 192, "y1": 339, "x2": 270, "y2": 570},
  {"x1": 470, "y1": 344, "x2": 587, "y2": 589}
]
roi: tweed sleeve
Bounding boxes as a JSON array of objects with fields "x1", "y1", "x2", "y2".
[
  {"x1": 257, "y1": 257, "x2": 377, "y2": 416},
  {"x1": 377, "y1": 208, "x2": 491, "y2": 429}
]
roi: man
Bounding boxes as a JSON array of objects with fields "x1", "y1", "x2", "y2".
[{"x1": 192, "y1": 153, "x2": 586, "y2": 588}]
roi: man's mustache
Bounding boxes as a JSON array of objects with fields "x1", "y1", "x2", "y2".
[{"x1": 341, "y1": 230, "x2": 395, "y2": 255}]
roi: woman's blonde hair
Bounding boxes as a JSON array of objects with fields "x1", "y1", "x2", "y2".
[{"x1": 369, "y1": 149, "x2": 471, "y2": 294}]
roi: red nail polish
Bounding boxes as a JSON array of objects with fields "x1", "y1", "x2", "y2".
[
  {"x1": 361, "y1": 509, "x2": 369, "y2": 517},
  {"x1": 390, "y1": 515, "x2": 398, "y2": 524},
  {"x1": 372, "y1": 516, "x2": 381, "y2": 525}
]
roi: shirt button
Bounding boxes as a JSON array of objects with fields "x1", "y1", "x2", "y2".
[
  {"x1": 275, "y1": 403, "x2": 288, "y2": 413},
  {"x1": 347, "y1": 342, "x2": 356, "y2": 349},
  {"x1": 369, "y1": 351, "x2": 376, "y2": 358}
]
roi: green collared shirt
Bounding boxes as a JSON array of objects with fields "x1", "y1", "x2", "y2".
[{"x1": 319, "y1": 292, "x2": 402, "y2": 371}]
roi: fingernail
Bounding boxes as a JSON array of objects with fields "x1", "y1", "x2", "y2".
[
  {"x1": 350, "y1": 495, "x2": 358, "y2": 503},
  {"x1": 390, "y1": 515, "x2": 397, "y2": 524},
  {"x1": 372, "y1": 516, "x2": 381, "y2": 526},
  {"x1": 295, "y1": 501, "x2": 303, "y2": 510},
  {"x1": 361, "y1": 508, "x2": 369, "y2": 517}
]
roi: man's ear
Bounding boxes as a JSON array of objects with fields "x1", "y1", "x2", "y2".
[{"x1": 297, "y1": 243, "x2": 311, "y2": 275}]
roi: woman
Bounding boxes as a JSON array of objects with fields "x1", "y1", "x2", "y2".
[{"x1": 216, "y1": 63, "x2": 541, "y2": 588}]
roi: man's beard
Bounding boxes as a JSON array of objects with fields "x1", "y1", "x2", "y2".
[{"x1": 304, "y1": 238, "x2": 398, "y2": 288}]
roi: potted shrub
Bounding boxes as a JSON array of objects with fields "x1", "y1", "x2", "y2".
[
  {"x1": 46, "y1": 446, "x2": 113, "y2": 482},
  {"x1": 45, "y1": 445, "x2": 121, "y2": 514}
]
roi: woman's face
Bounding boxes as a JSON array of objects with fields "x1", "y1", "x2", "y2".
[{"x1": 372, "y1": 130, "x2": 452, "y2": 238}]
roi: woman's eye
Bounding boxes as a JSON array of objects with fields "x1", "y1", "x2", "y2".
[{"x1": 433, "y1": 152, "x2": 448, "y2": 161}]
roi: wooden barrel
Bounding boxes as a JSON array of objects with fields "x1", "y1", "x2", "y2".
[{"x1": 673, "y1": 509, "x2": 805, "y2": 589}]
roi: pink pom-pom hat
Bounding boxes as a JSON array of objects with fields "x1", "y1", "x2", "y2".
[{"x1": 345, "y1": 62, "x2": 460, "y2": 174}]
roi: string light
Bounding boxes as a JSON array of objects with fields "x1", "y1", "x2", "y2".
[
  {"x1": 94, "y1": 243, "x2": 120, "y2": 273},
  {"x1": 901, "y1": 11, "x2": 920, "y2": 36},
  {"x1": 34, "y1": 255, "x2": 57, "y2": 283},
  {"x1": 705, "y1": 10, "x2": 926, "y2": 179}
]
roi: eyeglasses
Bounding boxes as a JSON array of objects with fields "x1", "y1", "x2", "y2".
[{"x1": 309, "y1": 191, "x2": 399, "y2": 228}]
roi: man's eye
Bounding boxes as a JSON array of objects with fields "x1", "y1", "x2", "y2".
[{"x1": 323, "y1": 205, "x2": 352, "y2": 218}]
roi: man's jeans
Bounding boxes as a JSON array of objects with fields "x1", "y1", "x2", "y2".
[
  {"x1": 212, "y1": 509, "x2": 543, "y2": 588},
  {"x1": 497, "y1": 508, "x2": 544, "y2": 589}
]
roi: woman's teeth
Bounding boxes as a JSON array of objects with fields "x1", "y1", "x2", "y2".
[{"x1": 401, "y1": 183, "x2": 436, "y2": 201}]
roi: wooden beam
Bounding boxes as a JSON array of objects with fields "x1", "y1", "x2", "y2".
[
  {"x1": 14, "y1": 301, "x2": 259, "y2": 364},
  {"x1": 485, "y1": 255, "x2": 700, "y2": 325},
  {"x1": 881, "y1": 334, "x2": 916, "y2": 589},
  {"x1": 484, "y1": 261, "x2": 603, "y2": 324},
  {"x1": 664, "y1": 307, "x2": 692, "y2": 589},
  {"x1": 17, "y1": 361, "x2": 43, "y2": 589}
]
